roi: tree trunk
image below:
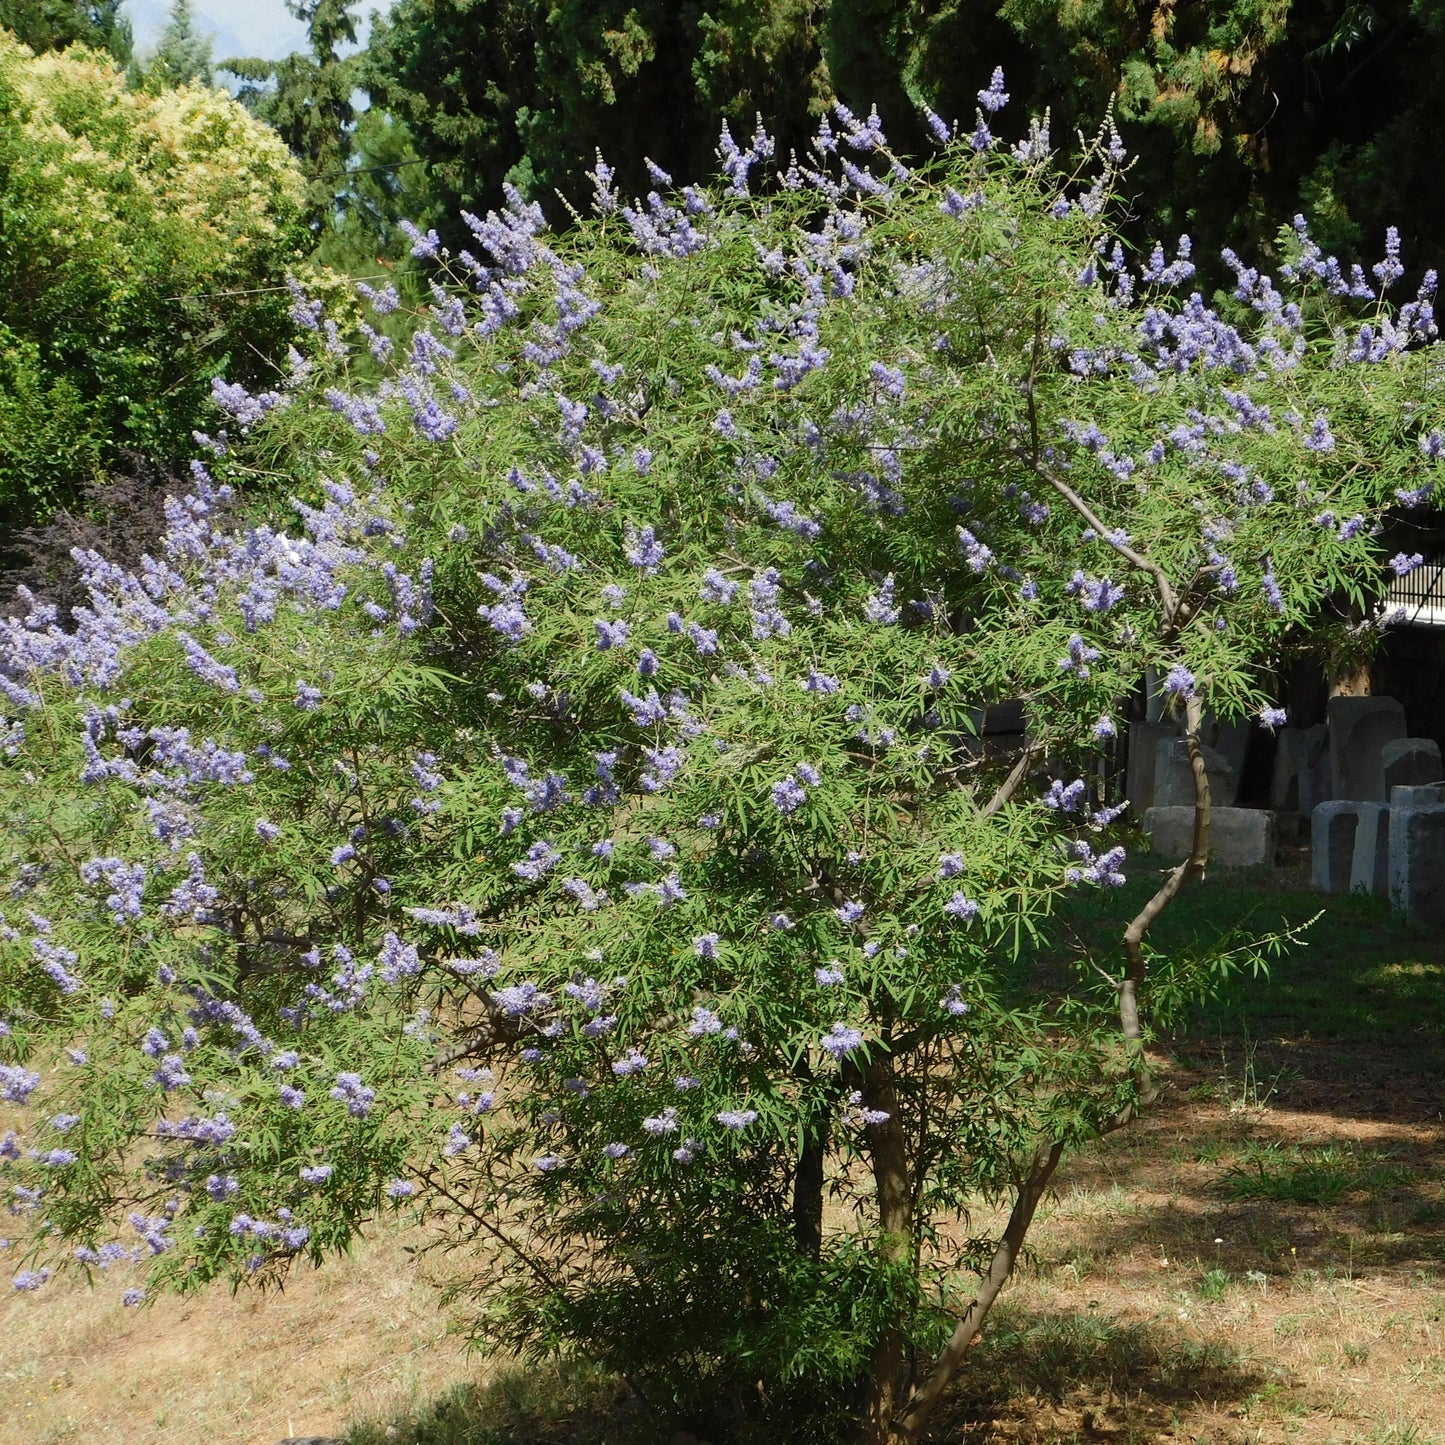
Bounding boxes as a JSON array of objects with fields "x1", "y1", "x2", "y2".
[
  {"x1": 884, "y1": 694, "x2": 1213, "y2": 1441},
  {"x1": 792, "y1": 1107, "x2": 828, "y2": 1260},
  {"x1": 856, "y1": 1050, "x2": 912, "y2": 1445},
  {"x1": 892, "y1": 1142, "x2": 1064, "y2": 1443}
]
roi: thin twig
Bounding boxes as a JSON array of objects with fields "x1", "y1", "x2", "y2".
[{"x1": 1015, "y1": 450, "x2": 1181, "y2": 621}]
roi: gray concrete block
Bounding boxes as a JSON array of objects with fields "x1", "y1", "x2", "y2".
[
  {"x1": 1125, "y1": 719, "x2": 1176, "y2": 814},
  {"x1": 1269, "y1": 727, "x2": 1306, "y2": 813},
  {"x1": 1142, "y1": 805, "x2": 1195, "y2": 860},
  {"x1": 1153, "y1": 738, "x2": 1236, "y2": 809},
  {"x1": 1204, "y1": 714, "x2": 1249, "y2": 803},
  {"x1": 1349, "y1": 803, "x2": 1391, "y2": 898},
  {"x1": 1392, "y1": 784, "x2": 1445, "y2": 808},
  {"x1": 1298, "y1": 723, "x2": 1333, "y2": 818},
  {"x1": 1142, "y1": 805, "x2": 1276, "y2": 867},
  {"x1": 1388, "y1": 802, "x2": 1445, "y2": 924},
  {"x1": 1379, "y1": 737, "x2": 1443, "y2": 797},
  {"x1": 1312, "y1": 800, "x2": 1362, "y2": 893},
  {"x1": 1327, "y1": 695, "x2": 1406, "y2": 802},
  {"x1": 1212, "y1": 807, "x2": 1276, "y2": 868}
]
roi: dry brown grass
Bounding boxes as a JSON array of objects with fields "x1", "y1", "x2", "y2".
[
  {"x1": 0, "y1": 1222, "x2": 474, "y2": 1445},
  {"x1": 6, "y1": 1050, "x2": 1441, "y2": 1445}
]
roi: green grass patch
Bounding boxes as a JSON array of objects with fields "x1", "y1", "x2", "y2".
[
  {"x1": 1197, "y1": 1267, "x2": 1231, "y2": 1301},
  {"x1": 1058, "y1": 875, "x2": 1445, "y2": 1049},
  {"x1": 1222, "y1": 1141, "x2": 1416, "y2": 1206}
]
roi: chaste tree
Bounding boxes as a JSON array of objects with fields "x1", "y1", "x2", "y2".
[{"x1": 0, "y1": 76, "x2": 1438, "y2": 1443}]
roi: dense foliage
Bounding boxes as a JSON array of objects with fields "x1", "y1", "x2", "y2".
[
  {"x1": 362, "y1": 0, "x2": 932, "y2": 235},
  {"x1": 360, "y1": 0, "x2": 1445, "y2": 278},
  {"x1": 0, "y1": 0, "x2": 130, "y2": 62},
  {"x1": 0, "y1": 34, "x2": 311, "y2": 525},
  {"x1": 2, "y1": 83, "x2": 1438, "y2": 1443}
]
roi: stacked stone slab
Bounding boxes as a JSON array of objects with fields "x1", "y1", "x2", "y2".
[
  {"x1": 1311, "y1": 801, "x2": 1362, "y2": 893},
  {"x1": 1306, "y1": 717, "x2": 1442, "y2": 906},
  {"x1": 1378, "y1": 737, "x2": 1443, "y2": 796},
  {"x1": 1124, "y1": 718, "x2": 1177, "y2": 812},
  {"x1": 1349, "y1": 803, "x2": 1392, "y2": 898},
  {"x1": 1153, "y1": 738, "x2": 1236, "y2": 808},
  {"x1": 1142, "y1": 805, "x2": 1275, "y2": 867},
  {"x1": 1142, "y1": 737, "x2": 1274, "y2": 867},
  {"x1": 1203, "y1": 714, "x2": 1250, "y2": 802},
  {"x1": 1269, "y1": 727, "x2": 1307, "y2": 813},
  {"x1": 1388, "y1": 784, "x2": 1445, "y2": 925},
  {"x1": 1327, "y1": 696, "x2": 1405, "y2": 802},
  {"x1": 1298, "y1": 723, "x2": 1333, "y2": 818}
]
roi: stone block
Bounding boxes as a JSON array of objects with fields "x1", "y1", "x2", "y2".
[
  {"x1": 1327, "y1": 695, "x2": 1406, "y2": 802},
  {"x1": 1142, "y1": 805, "x2": 1276, "y2": 867},
  {"x1": 1204, "y1": 714, "x2": 1249, "y2": 802},
  {"x1": 1153, "y1": 738, "x2": 1235, "y2": 809},
  {"x1": 1125, "y1": 719, "x2": 1176, "y2": 814},
  {"x1": 1312, "y1": 801, "x2": 1362, "y2": 893},
  {"x1": 1378, "y1": 737, "x2": 1443, "y2": 797},
  {"x1": 1269, "y1": 727, "x2": 1306, "y2": 813},
  {"x1": 1212, "y1": 807, "x2": 1276, "y2": 868},
  {"x1": 1388, "y1": 802, "x2": 1445, "y2": 925},
  {"x1": 1392, "y1": 784, "x2": 1445, "y2": 809},
  {"x1": 1298, "y1": 723, "x2": 1332, "y2": 818},
  {"x1": 1349, "y1": 803, "x2": 1391, "y2": 898}
]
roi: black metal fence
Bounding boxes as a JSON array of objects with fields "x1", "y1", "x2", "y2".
[{"x1": 1382, "y1": 557, "x2": 1445, "y2": 626}]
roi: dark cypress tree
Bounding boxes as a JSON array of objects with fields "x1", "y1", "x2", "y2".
[{"x1": 0, "y1": 0, "x2": 132, "y2": 63}]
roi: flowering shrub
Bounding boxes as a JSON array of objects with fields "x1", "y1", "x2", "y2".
[
  {"x1": 0, "y1": 32, "x2": 310, "y2": 517},
  {"x1": 1, "y1": 81, "x2": 1437, "y2": 1443}
]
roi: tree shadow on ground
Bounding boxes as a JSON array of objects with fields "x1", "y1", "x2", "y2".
[
  {"x1": 345, "y1": 1359, "x2": 643, "y2": 1445},
  {"x1": 343, "y1": 1306, "x2": 1264, "y2": 1445},
  {"x1": 1038, "y1": 1056, "x2": 1445, "y2": 1285},
  {"x1": 934, "y1": 1303, "x2": 1267, "y2": 1443}
]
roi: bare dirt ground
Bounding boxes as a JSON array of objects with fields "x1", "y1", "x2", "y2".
[{"x1": 943, "y1": 1041, "x2": 1445, "y2": 1445}]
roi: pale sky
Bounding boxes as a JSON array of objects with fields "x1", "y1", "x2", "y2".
[{"x1": 124, "y1": 0, "x2": 380, "y2": 64}]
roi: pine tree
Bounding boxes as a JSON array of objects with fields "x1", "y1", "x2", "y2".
[
  {"x1": 133, "y1": 0, "x2": 212, "y2": 91},
  {"x1": 222, "y1": 0, "x2": 362, "y2": 233}
]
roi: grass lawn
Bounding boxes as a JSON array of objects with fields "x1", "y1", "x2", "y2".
[
  {"x1": 3, "y1": 872, "x2": 1443, "y2": 1444},
  {"x1": 930, "y1": 872, "x2": 1445, "y2": 1445}
]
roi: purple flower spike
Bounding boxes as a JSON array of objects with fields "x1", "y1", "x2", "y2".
[
  {"x1": 771, "y1": 775, "x2": 808, "y2": 815},
  {"x1": 977, "y1": 66, "x2": 1009, "y2": 113},
  {"x1": 1162, "y1": 664, "x2": 1197, "y2": 699},
  {"x1": 820, "y1": 1023, "x2": 864, "y2": 1060},
  {"x1": 716, "y1": 1108, "x2": 758, "y2": 1131},
  {"x1": 944, "y1": 892, "x2": 979, "y2": 922}
]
